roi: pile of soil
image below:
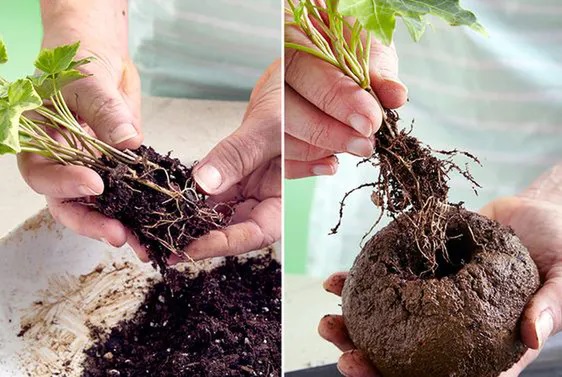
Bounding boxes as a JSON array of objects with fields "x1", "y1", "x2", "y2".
[
  {"x1": 90, "y1": 146, "x2": 231, "y2": 271},
  {"x1": 342, "y1": 208, "x2": 539, "y2": 377},
  {"x1": 81, "y1": 255, "x2": 281, "y2": 377}
]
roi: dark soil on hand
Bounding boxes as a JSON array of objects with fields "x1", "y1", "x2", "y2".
[
  {"x1": 89, "y1": 146, "x2": 231, "y2": 272},
  {"x1": 342, "y1": 208, "x2": 539, "y2": 377},
  {"x1": 81, "y1": 254, "x2": 281, "y2": 377}
]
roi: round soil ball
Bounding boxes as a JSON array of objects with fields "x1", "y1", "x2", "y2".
[{"x1": 342, "y1": 208, "x2": 539, "y2": 377}]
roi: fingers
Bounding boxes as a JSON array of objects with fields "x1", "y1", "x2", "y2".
[
  {"x1": 520, "y1": 274, "x2": 562, "y2": 350},
  {"x1": 338, "y1": 350, "x2": 380, "y2": 377},
  {"x1": 285, "y1": 47, "x2": 383, "y2": 137},
  {"x1": 63, "y1": 61, "x2": 143, "y2": 149},
  {"x1": 285, "y1": 134, "x2": 333, "y2": 162},
  {"x1": 285, "y1": 86, "x2": 374, "y2": 157},
  {"x1": 285, "y1": 156, "x2": 338, "y2": 179},
  {"x1": 47, "y1": 197, "x2": 128, "y2": 247},
  {"x1": 194, "y1": 66, "x2": 281, "y2": 195},
  {"x1": 368, "y1": 40, "x2": 408, "y2": 109},
  {"x1": 18, "y1": 153, "x2": 104, "y2": 198},
  {"x1": 318, "y1": 314, "x2": 354, "y2": 352},
  {"x1": 323, "y1": 272, "x2": 348, "y2": 296},
  {"x1": 184, "y1": 197, "x2": 281, "y2": 260}
]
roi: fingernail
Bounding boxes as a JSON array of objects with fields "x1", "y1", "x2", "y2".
[
  {"x1": 312, "y1": 165, "x2": 335, "y2": 176},
  {"x1": 79, "y1": 184, "x2": 102, "y2": 196},
  {"x1": 109, "y1": 123, "x2": 138, "y2": 144},
  {"x1": 347, "y1": 138, "x2": 373, "y2": 157},
  {"x1": 536, "y1": 311, "x2": 554, "y2": 348},
  {"x1": 348, "y1": 114, "x2": 373, "y2": 137},
  {"x1": 194, "y1": 164, "x2": 222, "y2": 193}
]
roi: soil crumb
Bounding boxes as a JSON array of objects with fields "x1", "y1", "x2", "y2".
[
  {"x1": 91, "y1": 146, "x2": 231, "y2": 272},
  {"x1": 81, "y1": 255, "x2": 281, "y2": 377}
]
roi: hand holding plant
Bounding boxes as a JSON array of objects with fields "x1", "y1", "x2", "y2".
[
  {"x1": 0, "y1": 39, "x2": 233, "y2": 272},
  {"x1": 19, "y1": 0, "x2": 143, "y2": 251},
  {"x1": 284, "y1": 0, "x2": 408, "y2": 179}
]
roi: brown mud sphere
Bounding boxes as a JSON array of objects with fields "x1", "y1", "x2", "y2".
[
  {"x1": 89, "y1": 146, "x2": 230, "y2": 272},
  {"x1": 82, "y1": 255, "x2": 281, "y2": 377},
  {"x1": 342, "y1": 208, "x2": 539, "y2": 377}
]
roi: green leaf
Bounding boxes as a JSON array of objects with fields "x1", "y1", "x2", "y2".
[
  {"x1": 0, "y1": 79, "x2": 42, "y2": 155},
  {"x1": 8, "y1": 79, "x2": 42, "y2": 110},
  {"x1": 29, "y1": 69, "x2": 89, "y2": 99},
  {"x1": 339, "y1": 0, "x2": 486, "y2": 44},
  {"x1": 402, "y1": 15, "x2": 427, "y2": 42},
  {"x1": 0, "y1": 82, "x2": 7, "y2": 99},
  {"x1": 0, "y1": 100, "x2": 22, "y2": 155},
  {"x1": 0, "y1": 39, "x2": 7, "y2": 64},
  {"x1": 68, "y1": 57, "x2": 93, "y2": 69},
  {"x1": 34, "y1": 42, "x2": 80, "y2": 74}
]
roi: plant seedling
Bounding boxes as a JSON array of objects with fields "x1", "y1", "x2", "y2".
[
  {"x1": 286, "y1": 0, "x2": 486, "y2": 268},
  {"x1": 0, "y1": 39, "x2": 230, "y2": 272}
]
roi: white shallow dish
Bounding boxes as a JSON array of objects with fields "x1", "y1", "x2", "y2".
[{"x1": 0, "y1": 209, "x2": 279, "y2": 376}]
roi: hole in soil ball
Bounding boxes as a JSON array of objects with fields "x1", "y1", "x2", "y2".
[{"x1": 434, "y1": 226, "x2": 477, "y2": 278}]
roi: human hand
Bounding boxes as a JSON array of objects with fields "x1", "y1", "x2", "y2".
[
  {"x1": 319, "y1": 168, "x2": 562, "y2": 376},
  {"x1": 284, "y1": 2, "x2": 408, "y2": 179},
  {"x1": 181, "y1": 60, "x2": 282, "y2": 260},
  {"x1": 18, "y1": 1, "x2": 143, "y2": 251}
]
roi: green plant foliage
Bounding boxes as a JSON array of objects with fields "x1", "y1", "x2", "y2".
[
  {"x1": 34, "y1": 41, "x2": 80, "y2": 75},
  {"x1": 0, "y1": 79, "x2": 41, "y2": 154},
  {"x1": 338, "y1": 0, "x2": 486, "y2": 45},
  {"x1": 0, "y1": 39, "x2": 7, "y2": 64}
]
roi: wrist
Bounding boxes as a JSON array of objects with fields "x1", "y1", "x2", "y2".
[{"x1": 41, "y1": 0, "x2": 129, "y2": 52}]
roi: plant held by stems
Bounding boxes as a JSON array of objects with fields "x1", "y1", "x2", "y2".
[
  {"x1": 0, "y1": 40, "x2": 228, "y2": 270},
  {"x1": 286, "y1": 0, "x2": 486, "y2": 270}
]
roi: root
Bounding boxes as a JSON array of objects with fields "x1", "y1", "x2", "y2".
[{"x1": 333, "y1": 109, "x2": 481, "y2": 272}]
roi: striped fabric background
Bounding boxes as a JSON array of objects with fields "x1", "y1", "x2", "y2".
[
  {"x1": 129, "y1": 0, "x2": 281, "y2": 101},
  {"x1": 307, "y1": 0, "x2": 562, "y2": 276}
]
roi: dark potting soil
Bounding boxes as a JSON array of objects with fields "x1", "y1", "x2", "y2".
[
  {"x1": 90, "y1": 146, "x2": 231, "y2": 272},
  {"x1": 82, "y1": 255, "x2": 281, "y2": 377},
  {"x1": 342, "y1": 208, "x2": 539, "y2": 377}
]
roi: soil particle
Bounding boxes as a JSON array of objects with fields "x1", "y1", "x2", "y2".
[
  {"x1": 81, "y1": 255, "x2": 281, "y2": 377},
  {"x1": 90, "y1": 146, "x2": 230, "y2": 272},
  {"x1": 342, "y1": 208, "x2": 540, "y2": 377}
]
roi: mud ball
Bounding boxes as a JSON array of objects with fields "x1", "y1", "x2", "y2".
[{"x1": 342, "y1": 209, "x2": 539, "y2": 377}]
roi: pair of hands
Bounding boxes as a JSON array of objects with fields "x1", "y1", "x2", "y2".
[
  {"x1": 286, "y1": 15, "x2": 562, "y2": 375},
  {"x1": 19, "y1": 4, "x2": 281, "y2": 261},
  {"x1": 321, "y1": 182, "x2": 562, "y2": 376}
]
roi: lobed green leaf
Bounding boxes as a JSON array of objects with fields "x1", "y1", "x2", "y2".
[
  {"x1": 0, "y1": 79, "x2": 42, "y2": 155},
  {"x1": 339, "y1": 0, "x2": 486, "y2": 44},
  {"x1": 30, "y1": 69, "x2": 90, "y2": 99},
  {"x1": 34, "y1": 42, "x2": 80, "y2": 75}
]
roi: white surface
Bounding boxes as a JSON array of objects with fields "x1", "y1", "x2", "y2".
[{"x1": 284, "y1": 274, "x2": 341, "y2": 372}]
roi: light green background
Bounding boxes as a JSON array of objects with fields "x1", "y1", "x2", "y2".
[{"x1": 0, "y1": 0, "x2": 41, "y2": 81}]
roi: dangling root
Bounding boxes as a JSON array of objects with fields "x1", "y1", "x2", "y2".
[{"x1": 332, "y1": 110, "x2": 481, "y2": 273}]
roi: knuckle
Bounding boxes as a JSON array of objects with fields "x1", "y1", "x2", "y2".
[
  {"x1": 218, "y1": 133, "x2": 263, "y2": 177},
  {"x1": 315, "y1": 76, "x2": 346, "y2": 112},
  {"x1": 89, "y1": 94, "x2": 123, "y2": 129},
  {"x1": 305, "y1": 114, "x2": 330, "y2": 148}
]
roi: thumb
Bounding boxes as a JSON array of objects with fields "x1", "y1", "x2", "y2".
[
  {"x1": 63, "y1": 60, "x2": 143, "y2": 149},
  {"x1": 193, "y1": 121, "x2": 280, "y2": 195},
  {"x1": 521, "y1": 274, "x2": 562, "y2": 350},
  {"x1": 369, "y1": 40, "x2": 408, "y2": 109}
]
